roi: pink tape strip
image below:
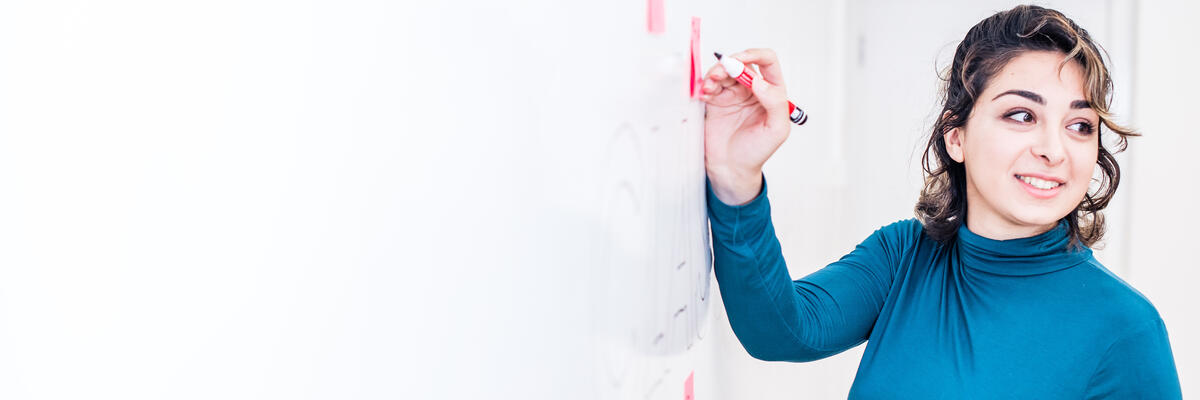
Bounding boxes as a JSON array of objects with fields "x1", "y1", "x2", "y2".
[
  {"x1": 647, "y1": 0, "x2": 665, "y2": 34},
  {"x1": 684, "y1": 371, "x2": 694, "y2": 400},
  {"x1": 690, "y1": 17, "x2": 701, "y2": 98}
]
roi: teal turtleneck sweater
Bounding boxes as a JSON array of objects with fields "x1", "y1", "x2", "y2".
[{"x1": 707, "y1": 177, "x2": 1181, "y2": 399}]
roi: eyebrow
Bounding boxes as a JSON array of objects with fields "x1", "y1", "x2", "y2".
[{"x1": 992, "y1": 89, "x2": 1091, "y2": 109}]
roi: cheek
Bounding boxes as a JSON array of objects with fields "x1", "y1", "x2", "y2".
[
  {"x1": 1068, "y1": 148, "x2": 1099, "y2": 196},
  {"x1": 1072, "y1": 142, "x2": 1099, "y2": 173},
  {"x1": 967, "y1": 139, "x2": 1021, "y2": 179}
]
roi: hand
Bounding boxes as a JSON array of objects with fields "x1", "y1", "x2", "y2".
[{"x1": 700, "y1": 48, "x2": 792, "y2": 205}]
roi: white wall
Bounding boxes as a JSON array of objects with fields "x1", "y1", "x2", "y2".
[
  {"x1": 714, "y1": 0, "x2": 1194, "y2": 398},
  {"x1": 1126, "y1": 0, "x2": 1200, "y2": 396}
]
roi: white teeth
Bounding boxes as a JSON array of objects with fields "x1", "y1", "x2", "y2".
[{"x1": 1019, "y1": 175, "x2": 1061, "y2": 190}]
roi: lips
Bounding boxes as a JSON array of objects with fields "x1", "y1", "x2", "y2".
[
  {"x1": 1014, "y1": 175, "x2": 1063, "y2": 199},
  {"x1": 1014, "y1": 173, "x2": 1066, "y2": 184}
]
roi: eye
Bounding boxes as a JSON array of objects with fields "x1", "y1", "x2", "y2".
[
  {"x1": 1005, "y1": 110, "x2": 1034, "y2": 123},
  {"x1": 1068, "y1": 121, "x2": 1096, "y2": 135}
]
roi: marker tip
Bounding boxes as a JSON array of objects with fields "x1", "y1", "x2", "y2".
[{"x1": 713, "y1": 52, "x2": 723, "y2": 60}]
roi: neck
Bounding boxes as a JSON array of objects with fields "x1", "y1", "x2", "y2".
[{"x1": 965, "y1": 207, "x2": 1059, "y2": 240}]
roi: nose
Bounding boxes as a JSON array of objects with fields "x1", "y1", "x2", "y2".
[{"x1": 1030, "y1": 125, "x2": 1066, "y2": 166}]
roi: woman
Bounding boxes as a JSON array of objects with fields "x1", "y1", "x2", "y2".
[{"x1": 699, "y1": 5, "x2": 1181, "y2": 398}]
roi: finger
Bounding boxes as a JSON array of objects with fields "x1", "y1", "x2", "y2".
[
  {"x1": 701, "y1": 79, "x2": 722, "y2": 96},
  {"x1": 748, "y1": 70, "x2": 789, "y2": 132},
  {"x1": 701, "y1": 75, "x2": 734, "y2": 92},
  {"x1": 719, "y1": 81, "x2": 752, "y2": 104},
  {"x1": 705, "y1": 62, "x2": 730, "y2": 81},
  {"x1": 703, "y1": 77, "x2": 737, "y2": 93},
  {"x1": 732, "y1": 48, "x2": 785, "y2": 86},
  {"x1": 703, "y1": 80, "x2": 751, "y2": 105}
]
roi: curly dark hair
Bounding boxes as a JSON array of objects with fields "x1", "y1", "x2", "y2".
[{"x1": 915, "y1": 4, "x2": 1139, "y2": 251}]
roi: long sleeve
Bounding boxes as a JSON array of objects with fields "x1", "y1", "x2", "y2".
[
  {"x1": 1084, "y1": 318, "x2": 1182, "y2": 399},
  {"x1": 707, "y1": 175, "x2": 904, "y2": 362}
]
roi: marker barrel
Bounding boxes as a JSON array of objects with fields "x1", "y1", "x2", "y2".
[{"x1": 717, "y1": 54, "x2": 808, "y2": 126}]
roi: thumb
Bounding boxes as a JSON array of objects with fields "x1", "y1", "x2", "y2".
[{"x1": 750, "y1": 72, "x2": 789, "y2": 132}]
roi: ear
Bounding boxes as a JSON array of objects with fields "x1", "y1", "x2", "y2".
[{"x1": 943, "y1": 126, "x2": 965, "y2": 163}]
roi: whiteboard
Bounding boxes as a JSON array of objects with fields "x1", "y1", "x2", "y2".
[{"x1": 0, "y1": 0, "x2": 735, "y2": 399}]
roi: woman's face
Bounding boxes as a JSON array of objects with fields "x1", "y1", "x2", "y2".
[{"x1": 944, "y1": 50, "x2": 1100, "y2": 240}]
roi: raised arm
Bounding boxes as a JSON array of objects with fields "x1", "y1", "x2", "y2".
[
  {"x1": 702, "y1": 48, "x2": 904, "y2": 362},
  {"x1": 707, "y1": 176, "x2": 903, "y2": 362}
]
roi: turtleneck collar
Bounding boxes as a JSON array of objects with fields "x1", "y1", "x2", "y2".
[{"x1": 954, "y1": 218, "x2": 1093, "y2": 276}]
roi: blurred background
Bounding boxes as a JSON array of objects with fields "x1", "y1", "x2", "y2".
[{"x1": 0, "y1": 0, "x2": 1195, "y2": 399}]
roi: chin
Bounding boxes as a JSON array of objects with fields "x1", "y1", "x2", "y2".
[{"x1": 1006, "y1": 208, "x2": 1067, "y2": 229}]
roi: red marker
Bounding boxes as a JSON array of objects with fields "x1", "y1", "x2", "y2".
[{"x1": 714, "y1": 52, "x2": 808, "y2": 125}]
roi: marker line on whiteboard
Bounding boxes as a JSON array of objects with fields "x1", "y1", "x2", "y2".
[{"x1": 714, "y1": 52, "x2": 808, "y2": 125}]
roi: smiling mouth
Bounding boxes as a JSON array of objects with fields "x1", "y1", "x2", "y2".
[
  {"x1": 1014, "y1": 175, "x2": 1065, "y2": 199},
  {"x1": 1014, "y1": 174, "x2": 1064, "y2": 190}
]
